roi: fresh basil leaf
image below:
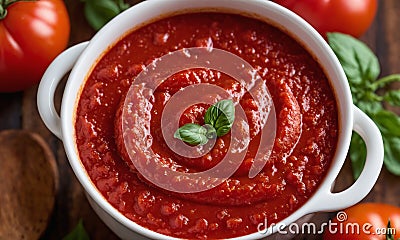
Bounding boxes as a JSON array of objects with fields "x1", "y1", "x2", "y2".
[
  {"x1": 371, "y1": 110, "x2": 400, "y2": 137},
  {"x1": 327, "y1": 33, "x2": 400, "y2": 178},
  {"x1": 204, "y1": 124, "x2": 217, "y2": 139},
  {"x1": 327, "y1": 33, "x2": 380, "y2": 88},
  {"x1": 382, "y1": 136, "x2": 400, "y2": 176},
  {"x1": 357, "y1": 100, "x2": 382, "y2": 115},
  {"x1": 384, "y1": 89, "x2": 400, "y2": 107},
  {"x1": 349, "y1": 133, "x2": 367, "y2": 180},
  {"x1": 116, "y1": 0, "x2": 130, "y2": 11},
  {"x1": 83, "y1": 0, "x2": 121, "y2": 30},
  {"x1": 370, "y1": 111, "x2": 400, "y2": 176},
  {"x1": 174, "y1": 123, "x2": 209, "y2": 146},
  {"x1": 204, "y1": 99, "x2": 235, "y2": 137},
  {"x1": 174, "y1": 100, "x2": 235, "y2": 145},
  {"x1": 62, "y1": 219, "x2": 90, "y2": 240}
]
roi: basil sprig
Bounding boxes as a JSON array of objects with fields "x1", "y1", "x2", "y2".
[
  {"x1": 174, "y1": 99, "x2": 235, "y2": 146},
  {"x1": 328, "y1": 32, "x2": 400, "y2": 179},
  {"x1": 204, "y1": 99, "x2": 235, "y2": 137},
  {"x1": 173, "y1": 123, "x2": 209, "y2": 146},
  {"x1": 82, "y1": 0, "x2": 131, "y2": 31}
]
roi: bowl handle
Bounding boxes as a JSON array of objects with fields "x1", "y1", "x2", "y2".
[
  {"x1": 313, "y1": 105, "x2": 384, "y2": 211},
  {"x1": 37, "y1": 42, "x2": 89, "y2": 139}
]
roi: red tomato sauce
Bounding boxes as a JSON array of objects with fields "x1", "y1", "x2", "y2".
[{"x1": 75, "y1": 13, "x2": 338, "y2": 239}]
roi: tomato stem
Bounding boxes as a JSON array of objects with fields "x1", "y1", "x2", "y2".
[
  {"x1": 5, "y1": 0, "x2": 36, "y2": 8},
  {"x1": 0, "y1": 0, "x2": 37, "y2": 20},
  {"x1": 0, "y1": 0, "x2": 6, "y2": 20}
]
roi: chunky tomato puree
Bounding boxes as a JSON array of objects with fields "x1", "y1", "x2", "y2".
[{"x1": 75, "y1": 13, "x2": 338, "y2": 239}]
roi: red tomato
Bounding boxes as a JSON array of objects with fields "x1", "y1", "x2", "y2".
[
  {"x1": 323, "y1": 203, "x2": 400, "y2": 240},
  {"x1": 273, "y1": 0, "x2": 377, "y2": 38},
  {"x1": 0, "y1": 0, "x2": 70, "y2": 92}
]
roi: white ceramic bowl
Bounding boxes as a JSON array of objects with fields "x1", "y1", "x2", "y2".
[{"x1": 37, "y1": 0, "x2": 384, "y2": 239}]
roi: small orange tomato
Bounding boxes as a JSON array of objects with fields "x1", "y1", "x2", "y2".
[{"x1": 323, "y1": 203, "x2": 400, "y2": 240}]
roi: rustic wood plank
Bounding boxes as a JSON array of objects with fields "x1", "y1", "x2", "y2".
[{"x1": 0, "y1": 92, "x2": 22, "y2": 130}]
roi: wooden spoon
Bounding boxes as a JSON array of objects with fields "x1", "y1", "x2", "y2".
[{"x1": 0, "y1": 130, "x2": 58, "y2": 240}]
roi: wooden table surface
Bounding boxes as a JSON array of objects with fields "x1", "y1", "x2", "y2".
[{"x1": 1, "y1": 0, "x2": 399, "y2": 239}]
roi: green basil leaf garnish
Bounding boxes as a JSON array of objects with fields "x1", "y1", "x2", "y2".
[
  {"x1": 174, "y1": 99, "x2": 235, "y2": 146},
  {"x1": 174, "y1": 123, "x2": 209, "y2": 146},
  {"x1": 204, "y1": 99, "x2": 235, "y2": 137}
]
